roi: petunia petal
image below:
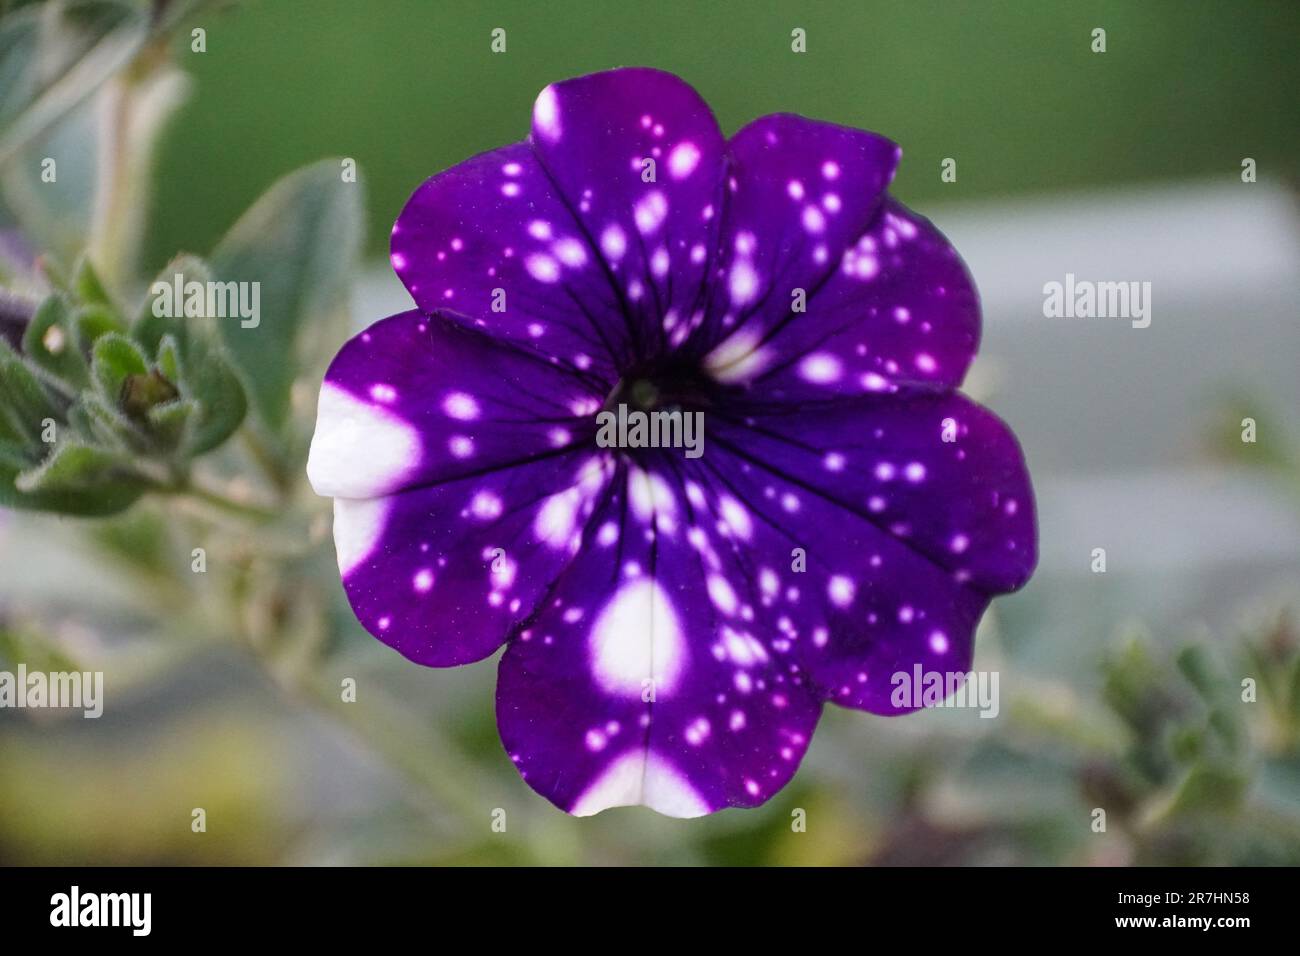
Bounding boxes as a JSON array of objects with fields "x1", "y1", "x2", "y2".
[
  {"x1": 711, "y1": 392, "x2": 1036, "y2": 594},
  {"x1": 333, "y1": 450, "x2": 614, "y2": 666},
  {"x1": 735, "y1": 199, "x2": 981, "y2": 399},
  {"x1": 687, "y1": 114, "x2": 898, "y2": 372},
  {"x1": 391, "y1": 143, "x2": 631, "y2": 378},
  {"x1": 308, "y1": 310, "x2": 622, "y2": 666},
  {"x1": 690, "y1": 114, "x2": 977, "y2": 400},
  {"x1": 687, "y1": 395, "x2": 1034, "y2": 713},
  {"x1": 307, "y1": 310, "x2": 602, "y2": 499},
  {"x1": 528, "y1": 68, "x2": 727, "y2": 360},
  {"x1": 496, "y1": 459, "x2": 822, "y2": 815}
]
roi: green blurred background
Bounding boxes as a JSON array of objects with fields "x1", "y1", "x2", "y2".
[
  {"x1": 145, "y1": 0, "x2": 1300, "y2": 266},
  {"x1": 2, "y1": 0, "x2": 1300, "y2": 866}
]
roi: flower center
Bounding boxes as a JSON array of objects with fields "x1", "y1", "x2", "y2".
[
  {"x1": 602, "y1": 360, "x2": 717, "y2": 417},
  {"x1": 596, "y1": 361, "x2": 717, "y2": 460}
]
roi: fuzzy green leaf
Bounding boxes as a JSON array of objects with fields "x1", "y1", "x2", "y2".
[
  {"x1": 69, "y1": 391, "x2": 142, "y2": 451},
  {"x1": 0, "y1": 338, "x2": 61, "y2": 445},
  {"x1": 145, "y1": 397, "x2": 195, "y2": 449},
  {"x1": 0, "y1": 0, "x2": 148, "y2": 166},
  {"x1": 181, "y1": 337, "x2": 246, "y2": 454},
  {"x1": 133, "y1": 254, "x2": 210, "y2": 354},
  {"x1": 90, "y1": 331, "x2": 148, "y2": 402},
  {"x1": 71, "y1": 254, "x2": 116, "y2": 311},
  {"x1": 22, "y1": 294, "x2": 90, "y2": 388},
  {"x1": 3, "y1": 439, "x2": 144, "y2": 515},
  {"x1": 211, "y1": 160, "x2": 363, "y2": 434},
  {"x1": 73, "y1": 303, "x2": 125, "y2": 351}
]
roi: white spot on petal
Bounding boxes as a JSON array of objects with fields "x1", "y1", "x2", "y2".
[
  {"x1": 570, "y1": 749, "x2": 709, "y2": 818},
  {"x1": 553, "y1": 238, "x2": 587, "y2": 267},
  {"x1": 707, "y1": 575, "x2": 738, "y2": 615},
  {"x1": 307, "y1": 383, "x2": 421, "y2": 497},
  {"x1": 525, "y1": 253, "x2": 561, "y2": 283},
  {"x1": 667, "y1": 141, "x2": 701, "y2": 179},
  {"x1": 331, "y1": 497, "x2": 390, "y2": 576},
  {"x1": 600, "y1": 225, "x2": 627, "y2": 260},
  {"x1": 588, "y1": 579, "x2": 687, "y2": 697},
  {"x1": 535, "y1": 489, "x2": 580, "y2": 548},
  {"x1": 728, "y1": 261, "x2": 759, "y2": 304},
  {"x1": 634, "y1": 191, "x2": 668, "y2": 235},
  {"x1": 718, "y1": 495, "x2": 753, "y2": 540},
  {"x1": 828, "y1": 574, "x2": 856, "y2": 607},
  {"x1": 470, "y1": 491, "x2": 503, "y2": 520},
  {"x1": 533, "y1": 85, "x2": 561, "y2": 141},
  {"x1": 705, "y1": 330, "x2": 772, "y2": 384},
  {"x1": 799, "y1": 352, "x2": 842, "y2": 384}
]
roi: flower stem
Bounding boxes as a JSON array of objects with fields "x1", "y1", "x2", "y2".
[{"x1": 151, "y1": 476, "x2": 278, "y2": 523}]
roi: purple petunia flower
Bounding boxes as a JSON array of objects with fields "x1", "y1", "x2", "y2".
[{"x1": 307, "y1": 68, "x2": 1036, "y2": 817}]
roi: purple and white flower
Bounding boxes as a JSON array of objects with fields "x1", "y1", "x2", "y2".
[{"x1": 307, "y1": 68, "x2": 1036, "y2": 817}]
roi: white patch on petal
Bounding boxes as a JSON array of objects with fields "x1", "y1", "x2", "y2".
[
  {"x1": 717, "y1": 495, "x2": 753, "y2": 540},
  {"x1": 552, "y1": 238, "x2": 587, "y2": 267},
  {"x1": 667, "y1": 141, "x2": 701, "y2": 179},
  {"x1": 588, "y1": 578, "x2": 686, "y2": 697},
  {"x1": 634, "y1": 191, "x2": 668, "y2": 235},
  {"x1": 307, "y1": 383, "x2": 421, "y2": 497},
  {"x1": 728, "y1": 260, "x2": 759, "y2": 304},
  {"x1": 722, "y1": 627, "x2": 769, "y2": 666},
  {"x1": 332, "y1": 496, "x2": 390, "y2": 576},
  {"x1": 443, "y1": 391, "x2": 480, "y2": 420},
  {"x1": 600, "y1": 225, "x2": 627, "y2": 260},
  {"x1": 534, "y1": 488, "x2": 580, "y2": 548},
  {"x1": 704, "y1": 330, "x2": 772, "y2": 384},
  {"x1": 470, "y1": 491, "x2": 503, "y2": 520},
  {"x1": 570, "y1": 750, "x2": 710, "y2": 818},
  {"x1": 799, "y1": 352, "x2": 842, "y2": 384},
  {"x1": 533, "y1": 85, "x2": 561, "y2": 141},
  {"x1": 627, "y1": 467, "x2": 675, "y2": 524},
  {"x1": 828, "y1": 574, "x2": 856, "y2": 607},
  {"x1": 707, "y1": 574, "x2": 738, "y2": 615},
  {"x1": 525, "y1": 253, "x2": 561, "y2": 283}
]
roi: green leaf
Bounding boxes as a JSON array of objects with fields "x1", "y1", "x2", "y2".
[
  {"x1": 1177, "y1": 645, "x2": 1223, "y2": 700},
  {"x1": 90, "y1": 330, "x2": 147, "y2": 401},
  {"x1": 210, "y1": 159, "x2": 363, "y2": 433},
  {"x1": 0, "y1": 0, "x2": 148, "y2": 167},
  {"x1": 16, "y1": 439, "x2": 120, "y2": 492},
  {"x1": 132, "y1": 254, "x2": 209, "y2": 354},
  {"x1": 1164, "y1": 763, "x2": 1249, "y2": 817},
  {"x1": 0, "y1": 403, "x2": 23, "y2": 446},
  {"x1": 3, "y1": 438, "x2": 144, "y2": 515},
  {"x1": 73, "y1": 302, "x2": 125, "y2": 351},
  {"x1": 0, "y1": 435, "x2": 33, "y2": 470},
  {"x1": 129, "y1": 259, "x2": 247, "y2": 455},
  {"x1": 156, "y1": 333, "x2": 182, "y2": 383},
  {"x1": 68, "y1": 391, "x2": 141, "y2": 450},
  {"x1": 181, "y1": 337, "x2": 246, "y2": 454},
  {"x1": 22, "y1": 294, "x2": 90, "y2": 388},
  {"x1": 71, "y1": 254, "x2": 116, "y2": 311},
  {"x1": 146, "y1": 397, "x2": 196, "y2": 449},
  {"x1": 0, "y1": 337, "x2": 60, "y2": 445}
]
